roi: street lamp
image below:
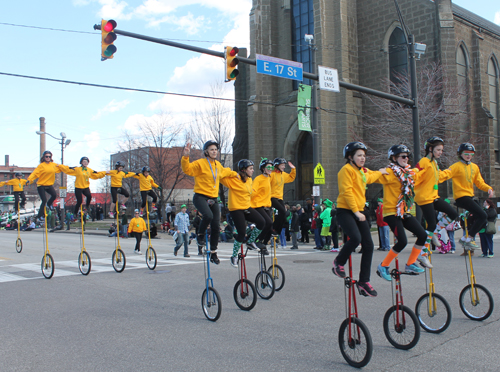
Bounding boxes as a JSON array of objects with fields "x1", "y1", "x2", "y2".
[{"x1": 36, "y1": 130, "x2": 71, "y2": 211}]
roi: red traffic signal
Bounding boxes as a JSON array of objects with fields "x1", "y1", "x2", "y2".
[
  {"x1": 100, "y1": 19, "x2": 117, "y2": 60},
  {"x1": 225, "y1": 46, "x2": 239, "y2": 81}
]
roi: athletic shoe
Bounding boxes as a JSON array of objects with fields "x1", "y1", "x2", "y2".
[
  {"x1": 417, "y1": 255, "x2": 433, "y2": 269},
  {"x1": 322, "y1": 246, "x2": 330, "y2": 251},
  {"x1": 450, "y1": 250, "x2": 455, "y2": 254},
  {"x1": 377, "y1": 263, "x2": 391, "y2": 281},
  {"x1": 377, "y1": 247, "x2": 384, "y2": 251},
  {"x1": 271, "y1": 230, "x2": 279, "y2": 237},
  {"x1": 330, "y1": 248, "x2": 339, "y2": 252},
  {"x1": 464, "y1": 240, "x2": 478, "y2": 251},
  {"x1": 197, "y1": 234, "x2": 206, "y2": 247},
  {"x1": 488, "y1": 254, "x2": 494, "y2": 258},
  {"x1": 332, "y1": 259, "x2": 346, "y2": 278},
  {"x1": 109, "y1": 212, "x2": 114, "y2": 218},
  {"x1": 120, "y1": 204, "x2": 126, "y2": 209},
  {"x1": 291, "y1": 246, "x2": 298, "y2": 249},
  {"x1": 230, "y1": 256, "x2": 238, "y2": 268},
  {"x1": 134, "y1": 250, "x2": 142, "y2": 255},
  {"x1": 405, "y1": 263, "x2": 425, "y2": 274},
  {"x1": 173, "y1": 248, "x2": 178, "y2": 257},
  {"x1": 358, "y1": 282, "x2": 378, "y2": 297},
  {"x1": 247, "y1": 242, "x2": 261, "y2": 251},
  {"x1": 184, "y1": 254, "x2": 190, "y2": 258},
  {"x1": 210, "y1": 251, "x2": 220, "y2": 265},
  {"x1": 261, "y1": 247, "x2": 270, "y2": 255},
  {"x1": 431, "y1": 235, "x2": 442, "y2": 247}
]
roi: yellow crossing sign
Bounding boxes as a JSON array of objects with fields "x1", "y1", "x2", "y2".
[{"x1": 314, "y1": 163, "x2": 325, "y2": 184}]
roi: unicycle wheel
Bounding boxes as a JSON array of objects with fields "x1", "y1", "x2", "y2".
[
  {"x1": 78, "y1": 251, "x2": 91, "y2": 276},
  {"x1": 338, "y1": 317, "x2": 373, "y2": 368},
  {"x1": 112, "y1": 248, "x2": 126, "y2": 273},
  {"x1": 15, "y1": 237, "x2": 23, "y2": 253},
  {"x1": 201, "y1": 287, "x2": 222, "y2": 321},
  {"x1": 146, "y1": 246, "x2": 157, "y2": 270},
  {"x1": 41, "y1": 254, "x2": 54, "y2": 279}
]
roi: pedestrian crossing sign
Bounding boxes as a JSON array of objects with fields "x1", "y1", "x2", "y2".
[{"x1": 314, "y1": 163, "x2": 325, "y2": 184}]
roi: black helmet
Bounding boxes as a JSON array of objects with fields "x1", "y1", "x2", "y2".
[
  {"x1": 388, "y1": 144, "x2": 411, "y2": 160},
  {"x1": 238, "y1": 159, "x2": 254, "y2": 171},
  {"x1": 343, "y1": 142, "x2": 367, "y2": 159},
  {"x1": 424, "y1": 136, "x2": 444, "y2": 153},
  {"x1": 115, "y1": 161, "x2": 125, "y2": 169},
  {"x1": 80, "y1": 156, "x2": 90, "y2": 165},
  {"x1": 142, "y1": 166, "x2": 151, "y2": 173},
  {"x1": 259, "y1": 158, "x2": 273, "y2": 172},
  {"x1": 203, "y1": 140, "x2": 219, "y2": 151},
  {"x1": 457, "y1": 143, "x2": 475, "y2": 155},
  {"x1": 15, "y1": 172, "x2": 22, "y2": 177},
  {"x1": 273, "y1": 157, "x2": 287, "y2": 167}
]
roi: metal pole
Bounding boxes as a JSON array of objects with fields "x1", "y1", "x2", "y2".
[
  {"x1": 310, "y1": 39, "x2": 320, "y2": 206},
  {"x1": 408, "y1": 34, "x2": 420, "y2": 161}
]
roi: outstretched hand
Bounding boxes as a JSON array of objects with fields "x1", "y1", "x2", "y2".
[
  {"x1": 288, "y1": 161, "x2": 295, "y2": 169},
  {"x1": 183, "y1": 142, "x2": 191, "y2": 156},
  {"x1": 379, "y1": 167, "x2": 389, "y2": 175},
  {"x1": 488, "y1": 189, "x2": 495, "y2": 198}
]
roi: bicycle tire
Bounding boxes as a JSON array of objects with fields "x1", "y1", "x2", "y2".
[
  {"x1": 267, "y1": 264, "x2": 285, "y2": 291},
  {"x1": 78, "y1": 251, "x2": 91, "y2": 276},
  {"x1": 233, "y1": 278, "x2": 257, "y2": 311},
  {"x1": 201, "y1": 287, "x2": 222, "y2": 322},
  {"x1": 459, "y1": 283, "x2": 494, "y2": 321},
  {"x1": 338, "y1": 317, "x2": 373, "y2": 368},
  {"x1": 415, "y1": 292, "x2": 452, "y2": 333},
  {"x1": 383, "y1": 305, "x2": 420, "y2": 350},
  {"x1": 146, "y1": 246, "x2": 157, "y2": 270},
  {"x1": 255, "y1": 271, "x2": 275, "y2": 300},
  {"x1": 112, "y1": 248, "x2": 126, "y2": 273},
  {"x1": 41, "y1": 254, "x2": 54, "y2": 279},
  {"x1": 15, "y1": 237, "x2": 22, "y2": 253}
]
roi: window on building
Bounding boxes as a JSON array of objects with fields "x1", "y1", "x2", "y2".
[
  {"x1": 487, "y1": 58, "x2": 499, "y2": 162},
  {"x1": 388, "y1": 27, "x2": 408, "y2": 84},
  {"x1": 292, "y1": 0, "x2": 314, "y2": 88},
  {"x1": 456, "y1": 45, "x2": 469, "y2": 131}
]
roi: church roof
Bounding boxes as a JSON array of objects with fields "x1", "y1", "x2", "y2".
[{"x1": 452, "y1": 4, "x2": 500, "y2": 38}]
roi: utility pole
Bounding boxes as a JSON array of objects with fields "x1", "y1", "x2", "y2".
[{"x1": 408, "y1": 34, "x2": 420, "y2": 161}]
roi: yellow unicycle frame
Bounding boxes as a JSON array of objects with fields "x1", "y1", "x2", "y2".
[
  {"x1": 78, "y1": 205, "x2": 91, "y2": 275},
  {"x1": 145, "y1": 202, "x2": 157, "y2": 270},
  {"x1": 15, "y1": 200, "x2": 23, "y2": 253},
  {"x1": 463, "y1": 217, "x2": 479, "y2": 303},
  {"x1": 41, "y1": 206, "x2": 54, "y2": 279},
  {"x1": 111, "y1": 202, "x2": 126, "y2": 272}
]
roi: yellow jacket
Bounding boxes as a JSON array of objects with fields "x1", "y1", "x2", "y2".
[
  {"x1": 27, "y1": 162, "x2": 61, "y2": 186},
  {"x1": 181, "y1": 156, "x2": 237, "y2": 198},
  {"x1": 133, "y1": 173, "x2": 159, "y2": 191},
  {"x1": 0, "y1": 178, "x2": 28, "y2": 192},
  {"x1": 220, "y1": 175, "x2": 253, "y2": 211},
  {"x1": 128, "y1": 217, "x2": 147, "y2": 233},
  {"x1": 337, "y1": 164, "x2": 381, "y2": 213},
  {"x1": 108, "y1": 170, "x2": 136, "y2": 187},
  {"x1": 414, "y1": 157, "x2": 451, "y2": 206},
  {"x1": 251, "y1": 174, "x2": 271, "y2": 208},
  {"x1": 58, "y1": 165, "x2": 106, "y2": 189},
  {"x1": 270, "y1": 168, "x2": 296, "y2": 199},
  {"x1": 377, "y1": 168, "x2": 423, "y2": 216},
  {"x1": 448, "y1": 161, "x2": 491, "y2": 199}
]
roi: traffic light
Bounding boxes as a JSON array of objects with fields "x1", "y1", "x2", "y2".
[
  {"x1": 101, "y1": 19, "x2": 117, "y2": 61},
  {"x1": 225, "y1": 46, "x2": 239, "y2": 81}
]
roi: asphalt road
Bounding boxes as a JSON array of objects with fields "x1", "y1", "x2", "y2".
[{"x1": 0, "y1": 229, "x2": 499, "y2": 371}]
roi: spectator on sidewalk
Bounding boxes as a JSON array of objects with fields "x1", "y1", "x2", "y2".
[
  {"x1": 173, "y1": 204, "x2": 191, "y2": 257},
  {"x1": 376, "y1": 199, "x2": 390, "y2": 251},
  {"x1": 290, "y1": 206, "x2": 300, "y2": 249}
]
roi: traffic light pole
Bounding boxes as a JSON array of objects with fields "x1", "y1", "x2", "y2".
[{"x1": 93, "y1": 24, "x2": 415, "y2": 107}]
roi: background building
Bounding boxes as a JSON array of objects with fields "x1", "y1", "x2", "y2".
[{"x1": 0, "y1": 155, "x2": 38, "y2": 211}]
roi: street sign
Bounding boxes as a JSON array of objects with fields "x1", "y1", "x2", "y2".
[
  {"x1": 256, "y1": 54, "x2": 303, "y2": 81},
  {"x1": 318, "y1": 65, "x2": 340, "y2": 92},
  {"x1": 314, "y1": 163, "x2": 325, "y2": 185},
  {"x1": 59, "y1": 187, "x2": 67, "y2": 198},
  {"x1": 312, "y1": 186, "x2": 320, "y2": 197}
]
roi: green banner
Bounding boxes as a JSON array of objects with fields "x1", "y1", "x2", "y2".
[{"x1": 297, "y1": 84, "x2": 311, "y2": 132}]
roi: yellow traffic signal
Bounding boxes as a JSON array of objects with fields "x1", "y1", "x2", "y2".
[
  {"x1": 101, "y1": 19, "x2": 117, "y2": 61},
  {"x1": 225, "y1": 46, "x2": 239, "y2": 81}
]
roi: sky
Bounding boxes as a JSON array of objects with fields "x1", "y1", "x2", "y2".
[{"x1": 0, "y1": 0, "x2": 499, "y2": 176}]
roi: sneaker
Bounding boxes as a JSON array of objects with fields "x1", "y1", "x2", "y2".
[
  {"x1": 230, "y1": 256, "x2": 238, "y2": 268},
  {"x1": 450, "y1": 250, "x2": 455, "y2": 254},
  {"x1": 173, "y1": 249, "x2": 178, "y2": 256},
  {"x1": 330, "y1": 248, "x2": 339, "y2": 252},
  {"x1": 247, "y1": 242, "x2": 261, "y2": 251},
  {"x1": 358, "y1": 282, "x2": 378, "y2": 297},
  {"x1": 120, "y1": 204, "x2": 126, "y2": 209},
  {"x1": 109, "y1": 212, "x2": 114, "y2": 218},
  {"x1": 417, "y1": 255, "x2": 433, "y2": 269},
  {"x1": 332, "y1": 259, "x2": 346, "y2": 278},
  {"x1": 488, "y1": 254, "x2": 494, "y2": 258},
  {"x1": 271, "y1": 230, "x2": 279, "y2": 237},
  {"x1": 481, "y1": 253, "x2": 487, "y2": 257},
  {"x1": 405, "y1": 263, "x2": 425, "y2": 274},
  {"x1": 135, "y1": 250, "x2": 142, "y2": 255},
  {"x1": 377, "y1": 263, "x2": 391, "y2": 281},
  {"x1": 464, "y1": 240, "x2": 478, "y2": 251},
  {"x1": 184, "y1": 254, "x2": 190, "y2": 258},
  {"x1": 197, "y1": 234, "x2": 206, "y2": 247},
  {"x1": 322, "y1": 246, "x2": 330, "y2": 251},
  {"x1": 261, "y1": 247, "x2": 270, "y2": 255},
  {"x1": 291, "y1": 246, "x2": 298, "y2": 250},
  {"x1": 431, "y1": 235, "x2": 442, "y2": 247},
  {"x1": 210, "y1": 251, "x2": 220, "y2": 265}
]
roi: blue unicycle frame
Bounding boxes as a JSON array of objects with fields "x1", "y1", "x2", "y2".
[{"x1": 202, "y1": 232, "x2": 221, "y2": 321}]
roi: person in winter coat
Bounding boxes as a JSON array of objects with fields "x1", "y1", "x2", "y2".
[
  {"x1": 312, "y1": 204, "x2": 323, "y2": 249},
  {"x1": 376, "y1": 198, "x2": 391, "y2": 251},
  {"x1": 299, "y1": 207, "x2": 311, "y2": 243},
  {"x1": 329, "y1": 203, "x2": 339, "y2": 250},
  {"x1": 290, "y1": 206, "x2": 300, "y2": 249},
  {"x1": 320, "y1": 199, "x2": 333, "y2": 250}
]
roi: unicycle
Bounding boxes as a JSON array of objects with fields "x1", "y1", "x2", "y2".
[
  {"x1": 255, "y1": 245, "x2": 275, "y2": 300},
  {"x1": 233, "y1": 243, "x2": 257, "y2": 311},
  {"x1": 459, "y1": 217, "x2": 493, "y2": 320},
  {"x1": 41, "y1": 208, "x2": 54, "y2": 279},
  {"x1": 15, "y1": 200, "x2": 22, "y2": 253},
  {"x1": 415, "y1": 252, "x2": 452, "y2": 333},
  {"x1": 382, "y1": 258, "x2": 420, "y2": 350},
  {"x1": 111, "y1": 203, "x2": 126, "y2": 273},
  {"x1": 268, "y1": 235, "x2": 285, "y2": 291},
  {"x1": 145, "y1": 202, "x2": 157, "y2": 270},
  {"x1": 202, "y1": 233, "x2": 221, "y2": 321},
  {"x1": 337, "y1": 255, "x2": 373, "y2": 368},
  {"x1": 78, "y1": 206, "x2": 91, "y2": 275}
]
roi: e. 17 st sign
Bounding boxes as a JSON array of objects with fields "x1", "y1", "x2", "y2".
[{"x1": 256, "y1": 54, "x2": 303, "y2": 81}]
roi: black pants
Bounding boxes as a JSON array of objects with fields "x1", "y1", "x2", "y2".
[
  {"x1": 75, "y1": 187, "x2": 92, "y2": 214},
  {"x1": 384, "y1": 215, "x2": 427, "y2": 253},
  {"x1": 230, "y1": 208, "x2": 266, "y2": 242},
  {"x1": 193, "y1": 193, "x2": 220, "y2": 251},
  {"x1": 37, "y1": 185, "x2": 57, "y2": 218},
  {"x1": 336, "y1": 208, "x2": 374, "y2": 283},
  {"x1": 331, "y1": 228, "x2": 339, "y2": 248},
  {"x1": 140, "y1": 190, "x2": 157, "y2": 209},
  {"x1": 419, "y1": 198, "x2": 458, "y2": 232},
  {"x1": 254, "y1": 207, "x2": 273, "y2": 244},
  {"x1": 300, "y1": 226, "x2": 310, "y2": 243},
  {"x1": 456, "y1": 196, "x2": 488, "y2": 237},
  {"x1": 111, "y1": 186, "x2": 129, "y2": 204},
  {"x1": 14, "y1": 191, "x2": 26, "y2": 211},
  {"x1": 271, "y1": 198, "x2": 286, "y2": 232},
  {"x1": 132, "y1": 231, "x2": 142, "y2": 251}
]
